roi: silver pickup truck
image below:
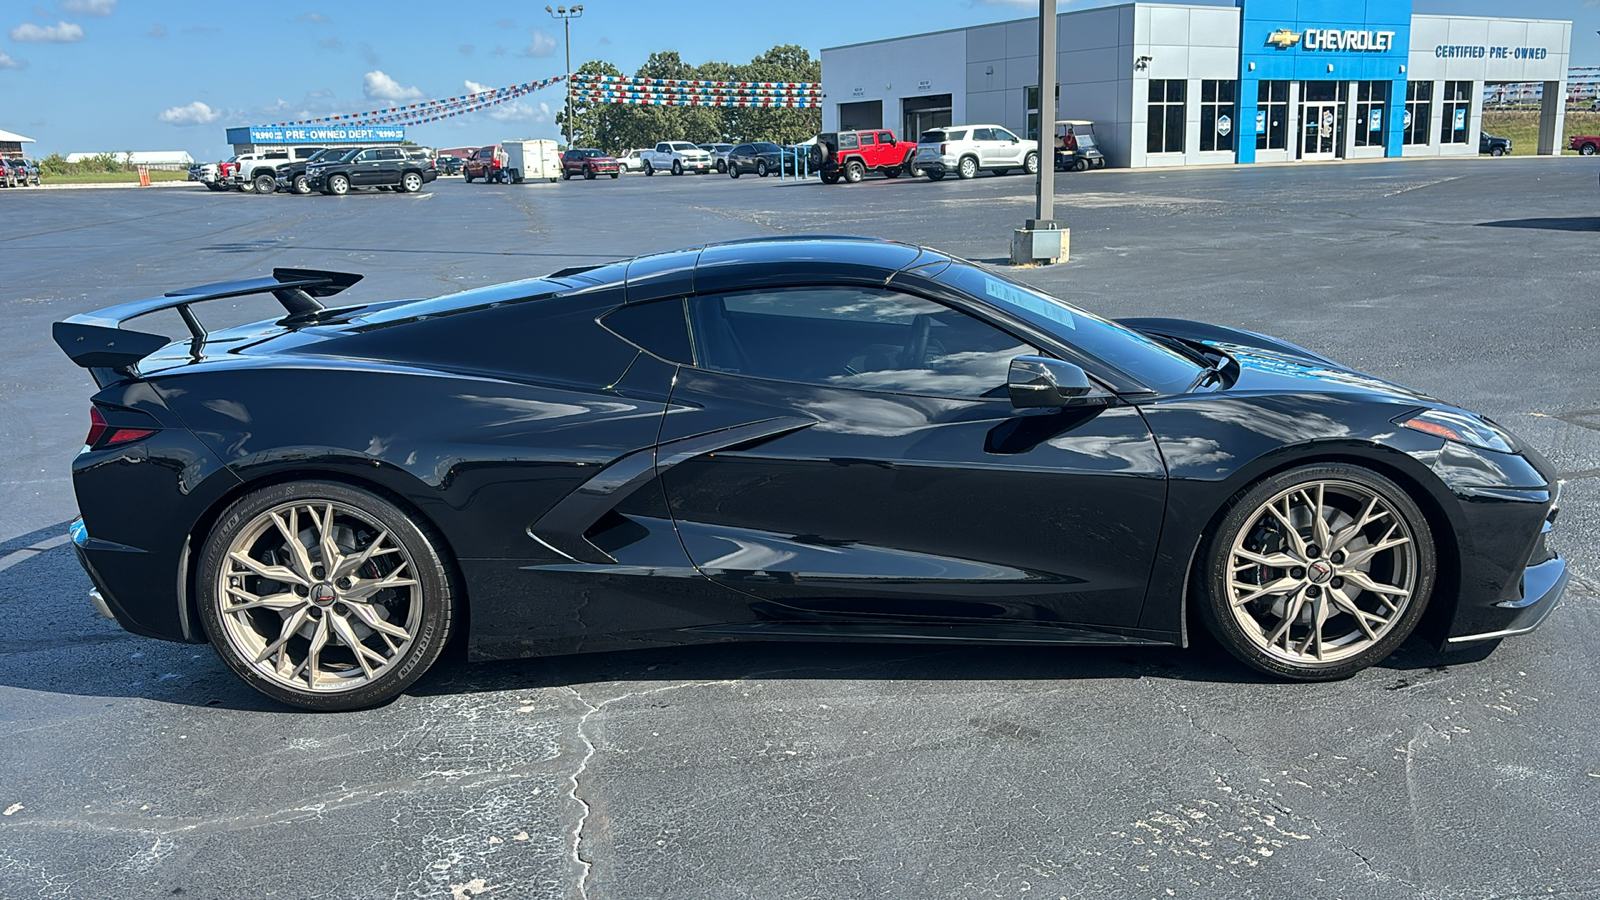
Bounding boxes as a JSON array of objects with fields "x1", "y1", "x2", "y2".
[{"x1": 642, "y1": 141, "x2": 712, "y2": 176}]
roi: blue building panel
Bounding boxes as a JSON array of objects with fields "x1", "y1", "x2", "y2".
[{"x1": 1235, "y1": 0, "x2": 1412, "y2": 162}]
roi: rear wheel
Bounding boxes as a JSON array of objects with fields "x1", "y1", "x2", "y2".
[
  {"x1": 464, "y1": 172, "x2": 476, "y2": 183},
  {"x1": 401, "y1": 172, "x2": 423, "y2": 193},
  {"x1": 1580, "y1": 143, "x2": 1597, "y2": 156},
  {"x1": 643, "y1": 161, "x2": 654, "y2": 176},
  {"x1": 957, "y1": 156, "x2": 978, "y2": 179},
  {"x1": 884, "y1": 166, "x2": 901, "y2": 178},
  {"x1": 253, "y1": 173, "x2": 277, "y2": 194},
  {"x1": 926, "y1": 169, "x2": 945, "y2": 181},
  {"x1": 1198, "y1": 465, "x2": 1435, "y2": 681},
  {"x1": 197, "y1": 481, "x2": 456, "y2": 711},
  {"x1": 820, "y1": 171, "x2": 840, "y2": 184},
  {"x1": 292, "y1": 175, "x2": 311, "y2": 195},
  {"x1": 843, "y1": 160, "x2": 865, "y2": 183}
]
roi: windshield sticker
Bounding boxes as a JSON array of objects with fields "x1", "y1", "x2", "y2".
[{"x1": 984, "y1": 277, "x2": 1075, "y2": 330}]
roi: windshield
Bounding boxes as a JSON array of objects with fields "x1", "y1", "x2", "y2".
[
  {"x1": 937, "y1": 262, "x2": 1203, "y2": 393},
  {"x1": 668, "y1": 142, "x2": 696, "y2": 151},
  {"x1": 918, "y1": 131, "x2": 946, "y2": 144}
]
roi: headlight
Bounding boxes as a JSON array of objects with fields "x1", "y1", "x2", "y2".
[{"x1": 1396, "y1": 408, "x2": 1517, "y2": 453}]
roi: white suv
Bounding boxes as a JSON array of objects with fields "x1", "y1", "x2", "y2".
[{"x1": 914, "y1": 124, "x2": 1039, "y2": 181}]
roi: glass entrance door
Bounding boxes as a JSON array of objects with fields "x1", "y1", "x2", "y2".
[{"x1": 1300, "y1": 103, "x2": 1339, "y2": 159}]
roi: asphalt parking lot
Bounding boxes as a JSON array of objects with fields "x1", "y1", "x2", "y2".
[{"x1": 1, "y1": 159, "x2": 1597, "y2": 899}]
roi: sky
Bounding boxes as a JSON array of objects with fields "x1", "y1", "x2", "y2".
[{"x1": 2, "y1": 0, "x2": 1597, "y2": 160}]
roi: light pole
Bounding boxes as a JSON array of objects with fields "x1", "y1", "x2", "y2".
[{"x1": 546, "y1": 5, "x2": 584, "y2": 148}]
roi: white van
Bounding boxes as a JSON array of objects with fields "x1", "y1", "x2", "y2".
[{"x1": 501, "y1": 140, "x2": 562, "y2": 183}]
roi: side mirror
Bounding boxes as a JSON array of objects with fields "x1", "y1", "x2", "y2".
[{"x1": 1007, "y1": 356, "x2": 1105, "y2": 408}]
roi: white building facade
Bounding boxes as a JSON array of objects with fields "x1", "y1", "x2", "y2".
[{"x1": 821, "y1": 0, "x2": 1572, "y2": 168}]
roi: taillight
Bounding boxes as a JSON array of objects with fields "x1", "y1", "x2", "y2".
[
  {"x1": 84, "y1": 405, "x2": 160, "y2": 450},
  {"x1": 941, "y1": 143, "x2": 948, "y2": 155}
]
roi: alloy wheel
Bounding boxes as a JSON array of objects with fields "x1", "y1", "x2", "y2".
[
  {"x1": 215, "y1": 500, "x2": 424, "y2": 695},
  {"x1": 1225, "y1": 479, "x2": 1418, "y2": 665}
]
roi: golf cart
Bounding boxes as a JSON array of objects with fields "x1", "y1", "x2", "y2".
[{"x1": 1054, "y1": 120, "x2": 1105, "y2": 171}]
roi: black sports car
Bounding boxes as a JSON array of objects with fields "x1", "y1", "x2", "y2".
[{"x1": 53, "y1": 237, "x2": 1568, "y2": 710}]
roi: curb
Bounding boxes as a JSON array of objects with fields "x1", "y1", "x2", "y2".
[{"x1": 22, "y1": 181, "x2": 206, "y2": 191}]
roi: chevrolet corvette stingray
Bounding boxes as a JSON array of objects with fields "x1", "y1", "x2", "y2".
[{"x1": 53, "y1": 237, "x2": 1567, "y2": 709}]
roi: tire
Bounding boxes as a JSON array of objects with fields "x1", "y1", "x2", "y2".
[
  {"x1": 993, "y1": 168, "x2": 1010, "y2": 177},
  {"x1": 377, "y1": 185, "x2": 392, "y2": 192},
  {"x1": 563, "y1": 168, "x2": 571, "y2": 180},
  {"x1": 820, "y1": 172, "x2": 839, "y2": 184},
  {"x1": 238, "y1": 180, "x2": 256, "y2": 194},
  {"x1": 644, "y1": 161, "x2": 654, "y2": 176},
  {"x1": 884, "y1": 167, "x2": 901, "y2": 178},
  {"x1": 729, "y1": 163, "x2": 741, "y2": 179},
  {"x1": 464, "y1": 173, "x2": 476, "y2": 183},
  {"x1": 293, "y1": 175, "x2": 311, "y2": 195},
  {"x1": 1580, "y1": 143, "x2": 1597, "y2": 156},
  {"x1": 1075, "y1": 158, "x2": 1089, "y2": 172},
  {"x1": 205, "y1": 183, "x2": 225, "y2": 192},
  {"x1": 957, "y1": 156, "x2": 978, "y2": 179},
  {"x1": 926, "y1": 169, "x2": 945, "y2": 181},
  {"x1": 756, "y1": 161, "x2": 768, "y2": 177},
  {"x1": 329, "y1": 174, "x2": 349, "y2": 196},
  {"x1": 716, "y1": 160, "x2": 726, "y2": 173},
  {"x1": 1197, "y1": 464, "x2": 1435, "y2": 682},
  {"x1": 1024, "y1": 151, "x2": 1040, "y2": 175},
  {"x1": 844, "y1": 160, "x2": 865, "y2": 183},
  {"x1": 196, "y1": 481, "x2": 457, "y2": 711},
  {"x1": 584, "y1": 169, "x2": 596, "y2": 180},
  {"x1": 401, "y1": 172, "x2": 423, "y2": 193},
  {"x1": 609, "y1": 172, "x2": 618, "y2": 179},
  {"x1": 671, "y1": 160, "x2": 683, "y2": 175},
  {"x1": 904, "y1": 154, "x2": 922, "y2": 177},
  {"x1": 253, "y1": 173, "x2": 277, "y2": 194},
  {"x1": 1490, "y1": 147, "x2": 1504, "y2": 157}
]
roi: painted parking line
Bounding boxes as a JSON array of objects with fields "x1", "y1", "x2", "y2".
[{"x1": 0, "y1": 533, "x2": 72, "y2": 574}]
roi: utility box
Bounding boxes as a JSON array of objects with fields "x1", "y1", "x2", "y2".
[
  {"x1": 501, "y1": 140, "x2": 561, "y2": 183},
  {"x1": 1011, "y1": 227, "x2": 1069, "y2": 265}
]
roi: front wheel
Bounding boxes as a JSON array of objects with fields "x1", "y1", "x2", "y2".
[
  {"x1": 671, "y1": 160, "x2": 683, "y2": 175},
  {"x1": 584, "y1": 169, "x2": 596, "y2": 180},
  {"x1": 328, "y1": 174, "x2": 349, "y2": 195},
  {"x1": 609, "y1": 171, "x2": 618, "y2": 179},
  {"x1": 1490, "y1": 147, "x2": 1505, "y2": 157},
  {"x1": 1024, "y1": 151, "x2": 1040, "y2": 175},
  {"x1": 904, "y1": 155, "x2": 922, "y2": 177},
  {"x1": 1198, "y1": 465, "x2": 1435, "y2": 681},
  {"x1": 756, "y1": 161, "x2": 768, "y2": 177},
  {"x1": 464, "y1": 173, "x2": 476, "y2": 183},
  {"x1": 926, "y1": 169, "x2": 945, "y2": 181},
  {"x1": 729, "y1": 164, "x2": 741, "y2": 179},
  {"x1": 292, "y1": 175, "x2": 311, "y2": 195},
  {"x1": 196, "y1": 481, "x2": 457, "y2": 711}
]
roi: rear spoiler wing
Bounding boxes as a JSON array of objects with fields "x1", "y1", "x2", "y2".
[{"x1": 53, "y1": 268, "x2": 362, "y2": 386}]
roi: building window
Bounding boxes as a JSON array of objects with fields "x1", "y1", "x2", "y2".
[
  {"x1": 1353, "y1": 81, "x2": 1389, "y2": 147},
  {"x1": 1024, "y1": 85, "x2": 1059, "y2": 143},
  {"x1": 1439, "y1": 81, "x2": 1471, "y2": 144},
  {"x1": 1256, "y1": 81, "x2": 1289, "y2": 151},
  {"x1": 1147, "y1": 80, "x2": 1186, "y2": 154},
  {"x1": 1403, "y1": 81, "x2": 1432, "y2": 145},
  {"x1": 1199, "y1": 80, "x2": 1236, "y2": 152}
]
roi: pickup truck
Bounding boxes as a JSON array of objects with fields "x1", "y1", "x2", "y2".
[
  {"x1": 1569, "y1": 135, "x2": 1600, "y2": 156},
  {"x1": 642, "y1": 141, "x2": 712, "y2": 176},
  {"x1": 463, "y1": 145, "x2": 508, "y2": 183},
  {"x1": 226, "y1": 150, "x2": 295, "y2": 194},
  {"x1": 810, "y1": 130, "x2": 919, "y2": 184}
]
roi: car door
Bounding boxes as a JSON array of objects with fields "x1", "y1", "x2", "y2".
[
  {"x1": 654, "y1": 283, "x2": 1168, "y2": 631},
  {"x1": 993, "y1": 126, "x2": 1025, "y2": 165},
  {"x1": 876, "y1": 131, "x2": 900, "y2": 167},
  {"x1": 375, "y1": 148, "x2": 405, "y2": 184}
]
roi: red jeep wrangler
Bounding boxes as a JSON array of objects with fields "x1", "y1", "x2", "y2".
[{"x1": 810, "y1": 130, "x2": 919, "y2": 184}]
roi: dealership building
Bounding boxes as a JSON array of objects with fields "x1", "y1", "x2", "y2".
[{"x1": 821, "y1": 0, "x2": 1572, "y2": 168}]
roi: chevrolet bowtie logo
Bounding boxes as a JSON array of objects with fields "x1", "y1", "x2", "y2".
[{"x1": 1266, "y1": 28, "x2": 1303, "y2": 49}]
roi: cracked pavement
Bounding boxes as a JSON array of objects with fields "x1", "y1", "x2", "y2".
[{"x1": 1, "y1": 159, "x2": 1598, "y2": 898}]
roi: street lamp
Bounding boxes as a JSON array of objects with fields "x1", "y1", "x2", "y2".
[{"x1": 546, "y1": 5, "x2": 584, "y2": 149}]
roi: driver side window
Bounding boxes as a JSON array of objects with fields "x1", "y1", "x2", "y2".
[{"x1": 686, "y1": 287, "x2": 1037, "y2": 399}]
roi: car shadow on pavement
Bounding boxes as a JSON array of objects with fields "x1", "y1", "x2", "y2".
[{"x1": 1475, "y1": 216, "x2": 1600, "y2": 232}]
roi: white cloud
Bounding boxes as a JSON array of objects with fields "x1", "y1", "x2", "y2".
[
  {"x1": 487, "y1": 99, "x2": 551, "y2": 123},
  {"x1": 157, "y1": 100, "x2": 220, "y2": 125},
  {"x1": 295, "y1": 11, "x2": 329, "y2": 22},
  {"x1": 61, "y1": 0, "x2": 117, "y2": 16},
  {"x1": 521, "y1": 27, "x2": 555, "y2": 57},
  {"x1": 147, "y1": 23, "x2": 166, "y2": 37},
  {"x1": 11, "y1": 21, "x2": 85, "y2": 42},
  {"x1": 0, "y1": 50, "x2": 26, "y2": 69},
  {"x1": 362, "y1": 69, "x2": 422, "y2": 101}
]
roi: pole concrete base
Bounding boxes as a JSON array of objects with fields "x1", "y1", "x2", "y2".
[{"x1": 1011, "y1": 227, "x2": 1069, "y2": 265}]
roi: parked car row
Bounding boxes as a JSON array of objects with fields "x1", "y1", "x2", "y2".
[{"x1": 1, "y1": 157, "x2": 41, "y2": 187}]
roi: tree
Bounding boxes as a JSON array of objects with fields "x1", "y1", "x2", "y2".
[{"x1": 556, "y1": 59, "x2": 624, "y2": 149}]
